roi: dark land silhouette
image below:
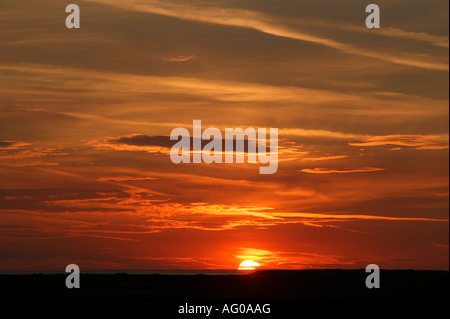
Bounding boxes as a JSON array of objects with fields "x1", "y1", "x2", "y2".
[{"x1": 0, "y1": 270, "x2": 448, "y2": 300}]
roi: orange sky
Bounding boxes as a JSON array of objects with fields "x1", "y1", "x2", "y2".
[{"x1": 0, "y1": 0, "x2": 448, "y2": 271}]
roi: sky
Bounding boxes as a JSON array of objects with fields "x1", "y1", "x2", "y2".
[{"x1": 0, "y1": 0, "x2": 448, "y2": 271}]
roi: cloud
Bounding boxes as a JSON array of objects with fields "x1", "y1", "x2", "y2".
[
  {"x1": 300, "y1": 155, "x2": 348, "y2": 162},
  {"x1": 91, "y1": 135, "x2": 172, "y2": 155},
  {"x1": 124, "y1": 256, "x2": 222, "y2": 269},
  {"x1": 6, "y1": 187, "x2": 445, "y2": 237},
  {"x1": 272, "y1": 212, "x2": 448, "y2": 223},
  {"x1": 92, "y1": 133, "x2": 307, "y2": 166},
  {"x1": 432, "y1": 243, "x2": 450, "y2": 249},
  {"x1": 236, "y1": 247, "x2": 353, "y2": 269},
  {"x1": 282, "y1": 130, "x2": 449, "y2": 151},
  {"x1": 281, "y1": 128, "x2": 365, "y2": 140},
  {"x1": 0, "y1": 161, "x2": 60, "y2": 167},
  {"x1": 94, "y1": 133, "x2": 285, "y2": 155},
  {"x1": 370, "y1": 27, "x2": 449, "y2": 49},
  {"x1": 0, "y1": 106, "x2": 81, "y2": 122},
  {"x1": 0, "y1": 141, "x2": 31, "y2": 149},
  {"x1": 98, "y1": 176, "x2": 159, "y2": 182},
  {"x1": 300, "y1": 167, "x2": 385, "y2": 174},
  {"x1": 0, "y1": 140, "x2": 67, "y2": 167},
  {"x1": 0, "y1": 141, "x2": 16, "y2": 148},
  {"x1": 113, "y1": 135, "x2": 174, "y2": 148},
  {"x1": 0, "y1": 145, "x2": 68, "y2": 159},
  {"x1": 0, "y1": 63, "x2": 355, "y2": 103},
  {"x1": 163, "y1": 55, "x2": 197, "y2": 62},
  {"x1": 349, "y1": 134, "x2": 449, "y2": 148},
  {"x1": 86, "y1": 0, "x2": 449, "y2": 70},
  {"x1": 416, "y1": 145, "x2": 449, "y2": 150},
  {"x1": 293, "y1": 18, "x2": 449, "y2": 48},
  {"x1": 1, "y1": 63, "x2": 447, "y2": 126}
]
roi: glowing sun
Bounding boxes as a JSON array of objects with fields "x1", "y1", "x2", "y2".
[{"x1": 238, "y1": 260, "x2": 261, "y2": 271}]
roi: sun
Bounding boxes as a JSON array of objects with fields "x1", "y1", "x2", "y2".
[{"x1": 238, "y1": 260, "x2": 261, "y2": 271}]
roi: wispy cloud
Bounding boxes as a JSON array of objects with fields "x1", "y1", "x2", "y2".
[
  {"x1": 1, "y1": 64, "x2": 447, "y2": 121},
  {"x1": 0, "y1": 63, "x2": 354, "y2": 103},
  {"x1": 0, "y1": 141, "x2": 31, "y2": 149},
  {"x1": 300, "y1": 155, "x2": 349, "y2": 162},
  {"x1": 86, "y1": 0, "x2": 449, "y2": 70},
  {"x1": 281, "y1": 130, "x2": 450, "y2": 147},
  {"x1": 0, "y1": 161, "x2": 60, "y2": 167},
  {"x1": 432, "y1": 243, "x2": 450, "y2": 249},
  {"x1": 349, "y1": 134, "x2": 449, "y2": 148},
  {"x1": 292, "y1": 18, "x2": 449, "y2": 48},
  {"x1": 236, "y1": 248, "x2": 353, "y2": 269},
  {"x1": 163, "y1": 55, "x2": 197, "y2": 62},
  {"x1": 273, "y1": 212, "x2": 448, "y2": 223},
  {"x1": 98, "y1": 176, "x2": 159, "y2": 182},
  {"x1": 300, "y1": 167, "x2": 385, "y2": 174},
  {"x1": 0, "y1": 141, "x2": 67, "y2": 169},
  {"x1": 368, "y1": 27, "x2": 449, "y2": 49}
]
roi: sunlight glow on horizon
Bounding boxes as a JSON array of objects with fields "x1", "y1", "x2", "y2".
[{"x1": 238, "y1": 260, "x2": 261, "y2": 271}]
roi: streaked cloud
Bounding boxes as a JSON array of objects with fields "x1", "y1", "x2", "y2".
[
  {"x1": 0, "y1": 141, "x2": 31, "y2": 149},
  {"x1": 294, "y1": 19, "x2": 449, "y2": 48},
  {"x1": 300, "y1": 167, "x2": 385, "y2": 174},
  {"x1": 349, "y1": 134, "x2": 449, "y2": 148},
  {"x1": 163, "y1": 55, "x2": 197, "y2": 62},
  {"x1": 98, "y1": 176, "x2": 159, "y2": 182},
  {"x1": 300, "y1": 155, "x2": 349, "y2": 162},
  {"x1": 86, "y1": 0, "x2": 449, "y2": 70},
  {"x1": 0, "y1": 161, "x2": 60, "y2": 167},
  {"x1": 0, "y1": 141, "x2": 17, "y2": 148},
  {"x1": 236, "y1": 248, "x2": 353, "y2": 269},
  {"x1": 272, "y1": 212, "x2": 448, "y2": 223}
]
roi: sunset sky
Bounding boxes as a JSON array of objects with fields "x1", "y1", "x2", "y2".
[{"x1": 0, "y1": 0, "x2": 448, "y2": 271}]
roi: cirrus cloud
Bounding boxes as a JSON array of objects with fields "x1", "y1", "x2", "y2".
[{"x1": 300, "y1": 167, "x2": 385, "y2": 174}]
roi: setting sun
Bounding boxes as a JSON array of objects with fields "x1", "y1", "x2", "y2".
[{"x1": 238, "y1": 260, "x2": 261, "y2": 271}]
